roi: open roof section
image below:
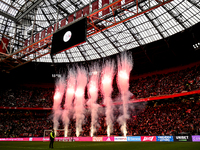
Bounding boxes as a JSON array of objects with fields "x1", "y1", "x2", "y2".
[{"x1": 0, "y1": 0, "x2": 200, "y2": 65}]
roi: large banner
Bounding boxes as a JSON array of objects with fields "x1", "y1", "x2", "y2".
[
  {"x1": 102, "y1": 0, "x2": 109, "y2": 16},
  {"x1": 192, "y1": 135, "x2": 200, "y2": 142},
  {"x1": 156, "y1": 136, "x2": 174, "y2": 142},
  {"x1": 68, "y1": 14, "x2": 74, "y2": 24},
  {"x1": 174, "y1": 136, "x2": 192, "y2": 142},
  {"x1": 141, "y1": 136, "x2": 156, "y2": 142},
  {"x1": 60, "y1": 18, "x2": 66, "y2": 28},
  {"x1": 83, "y1": 5, "x2": 89, "y2": 16},
  {"x1": 0, "y1": 37, "x2": 9, "y2": 53},
  {"x1": 40, "y1": 29, "x2": 46, "y2": 46},
  {"x1": 92, "y1": 0, "x2": 99, "y2": 20},
  {"x1": 76, "y1": 9, "x2": 82, "y2": 19},
  {"x1": 34, "y1": 33, "x2": 40, "y2": 47},
  {"x1": 127, "y1": 136, "x2": 141, "y2": 142}
]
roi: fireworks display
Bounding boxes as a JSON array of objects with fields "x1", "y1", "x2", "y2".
[
  {"x1": 62, "y1": 69, "x2": 76, "y2": 137},
  {"x1": 117, "y1": 53, "x2": 133, "y2": 136},
  {"x1": 101, "y1": 61, "x2": 115, "y2": 136},
  {"x1": 87, "y1": 65, "x2": 100, "y2": 137},
  {"x1": 74, "y1": 67, "x2": 87, "y2": 137},
  {"x1": 52, "y1": 53, "x2": 134, "y2": 137},
  {"x1": 53, "y1": 76, "x2": 66, "y2": 136}
]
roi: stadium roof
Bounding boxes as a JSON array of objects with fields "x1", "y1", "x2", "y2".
[{"x1": 0, "y1": 0, "x2": 200, "y2": 66}]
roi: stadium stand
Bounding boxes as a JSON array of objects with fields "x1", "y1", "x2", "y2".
[
  {"x1": 0, "y1": 63, "x2": 200, "y2": 108},
  {"x1": 0, "y1": 97, "x2": 199, "y2": 138},
  {"x1": 0, "y1": 63, "x2": 200, "y2": 138}
]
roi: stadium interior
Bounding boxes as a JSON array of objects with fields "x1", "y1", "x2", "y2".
[{"x1": 0, "y1": 0, "x2": 200, "y2": 139}]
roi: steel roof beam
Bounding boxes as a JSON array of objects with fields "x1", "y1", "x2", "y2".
[
  {"x1": 138, "y1": 4, "x2": 165, "y2": 39},
  {"x1": 64, "y1": 51, "x2": 71, "y2": 63},
  {"x1": 0, "y1": 0, "x2": 20, "y2": 11},
  {"x1": 161, "y1": 4, "x2": 187, "y2": 29},
  {"x1": 118, "y1": 15, "x2": 153, "y2": 64},
  {"x1": 48, "y1": 0, "x2": 65, "y2": 19},
  {"x1": 101, "y1": 30, "x2": 121, "y2": 53},
  {"x1": 16, "y1": 0, "x2": 43, "y2": 21},
  {"x1": 40, "y1": 9, "x2": 51, "y2": 25},
  {"x1": 56, "y1": 5, "x2": 70, "y2": 15},
  {"x1": 43, "y1": 0, "x2": 57, "y2": 24},
  {"x1": 76, "y1": 46, "x2": 87, "y2": 61},
  {"x1": 86, "y1": 39, "x2": 104, "y2": 58},
  {"x1": 0, "y1": 10, "x2": 17, "y2": 23},
  {"x1": 187, "y1": 0, "x2": 200, "y2": 10}
]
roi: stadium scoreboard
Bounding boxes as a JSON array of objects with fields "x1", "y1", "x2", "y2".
[{"x1": 51, "y1": 17, "x2": 87, "y2": 56}]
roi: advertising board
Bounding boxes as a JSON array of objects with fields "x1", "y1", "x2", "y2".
[
  {"x1": 30, "y1": 137, "x2": 44, "y2": 141},
  {"x1": 156, "y1": 136, "x2": 173, "y2": 142},
  {"x1": 174, "y1": 136, "x2": 192, "y2": 142},
  {"x1": 73, "y1": 137, "x2": 92, "y2": 141},
  {"x1": 103, "y1": 137, "x2": 114, "y2": 142},
  {"x1": 93, "y1": 137, "x2": 103, "y2": 141},
  {"x1": 141, "y1": 136, "x2": 156, "y2": 142},
  {"x1": 127, "y1": 136, "x2": 141, "y2": 142},
  {"x1": 192, "y1": 135, "x2": 200, "y2": 142},
  {"x1": 43, "y1": 137, "x2": 50, "y2": 141},
  {"x1": 55, "y1": 137, "x2": 74, "y2": 141},
  {"x1": 0, "y1": 138, "x2": 29, "y2": 141},
  {"x1": 114, "y1": 136, "x2": 127, "y2": 141}
]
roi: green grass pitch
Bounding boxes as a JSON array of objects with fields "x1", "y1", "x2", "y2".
[{"x1": 0, "y1": 141, "x2": 200, "y2": 150}]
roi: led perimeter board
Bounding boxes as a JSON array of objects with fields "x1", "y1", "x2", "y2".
[{"x1": 51, "y1": 17, "x2": 87, "y2": 55}]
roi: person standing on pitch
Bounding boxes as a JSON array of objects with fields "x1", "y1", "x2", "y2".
[{"x1": 49, "y1": 129, "x2": 55, "y2": 149}]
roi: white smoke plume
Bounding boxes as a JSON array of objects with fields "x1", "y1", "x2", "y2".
[
  {"x1": 101, "y1": 60, "x2": 115, "y2": 136},
  {"x1": 74, "y1": 67, "x2": 87, "y2": 137},
  {"x1": 62, "y1": 69, "x2": 76, "y2": 137},
  {"x1": 117, "y1": 52, "x2": 133, "y2": 136},
  {"x1": 53, "y1": 76, "x2": 66, "y2": 135},
  {"x1": 87, "y1": 65, "x2": 100, "y2": 137}
]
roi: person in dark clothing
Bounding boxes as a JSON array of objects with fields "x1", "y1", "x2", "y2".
[{"x1": 49, "y1": 129, "x2": 55, "y2": 149}]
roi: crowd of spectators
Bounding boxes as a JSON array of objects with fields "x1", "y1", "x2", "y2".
[
  {"x1": 129, "y1": 65, "x2": 200, "y2": 99},
  {"x1": 126, "y1": 98, "x2": 200, "y2": 136},
  {"x1": 0, "y1": 97, "x2": 200, "y2": 138},
  {"x1": 0, "y1": 87, "x2": 54, "y2": 108},
  {"x1": 0, "y1": 110, "x2": 52, "y2": 138},
  {"x1": 0, "y1": 64, "x2": 200, "y2": 108},
  {"x1": 79, "y1": 98, "x2": 200, "y2": 137},
  {"x1": 0, "y1": 63, "x2": 200, "y2": 138}
]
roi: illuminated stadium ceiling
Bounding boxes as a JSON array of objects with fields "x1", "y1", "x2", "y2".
[{"x1": 0, "y1": 0, "x2": 200, "y2": 65}]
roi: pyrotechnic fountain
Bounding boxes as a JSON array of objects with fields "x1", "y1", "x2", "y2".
[
  {"x1": 117, "y1": 53, "x2": 133, "y2": 136},
  {"x1": 87, "y1": 68, "x2": 99, "y2": 137},
  {"x1": 74, "y1": 67, "x2": 87, "y2": 137},
  {"x1": 101, "y1": 61, "x2": 115, "y2": 136},
  {"x1": 53, "y1": 76, "x2": 66, "y2": 136},
  {"x1": 62, "y1": 70, "x2": 76, "y2": 137}
]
